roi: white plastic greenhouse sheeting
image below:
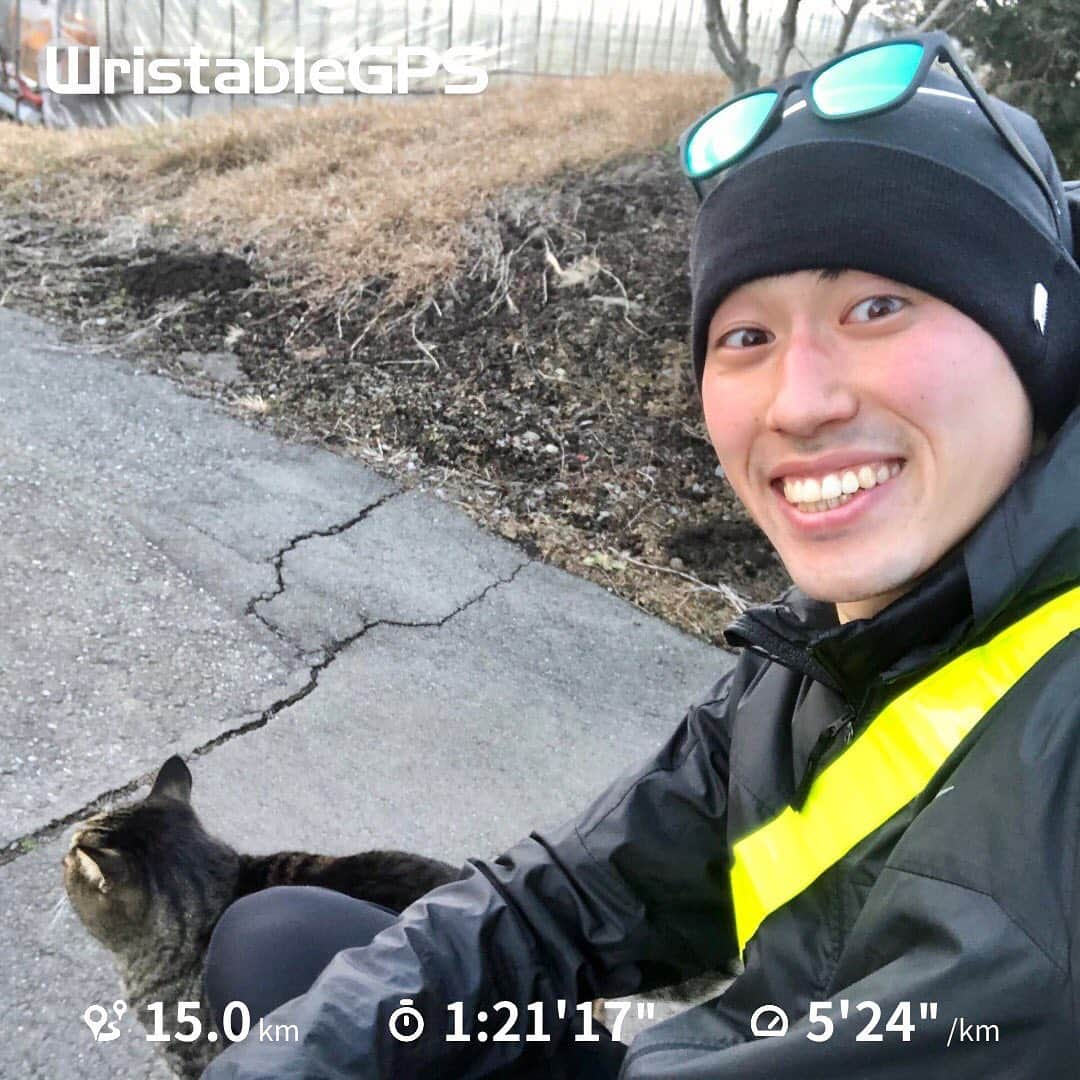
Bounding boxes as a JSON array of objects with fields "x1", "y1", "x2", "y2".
[{"x1": 1, "y1": 0, "x2": 888, "y2": 129}]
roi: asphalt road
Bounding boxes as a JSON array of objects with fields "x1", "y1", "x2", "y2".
[{"x1": 0, "y1": 306, "x2": 733, "y2": 1078}]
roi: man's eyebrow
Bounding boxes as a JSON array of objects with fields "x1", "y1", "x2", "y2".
[{"x1": 757, "y1": 268, "x2": 849, "y2": 288}]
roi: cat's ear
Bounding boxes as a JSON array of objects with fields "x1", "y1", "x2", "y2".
[
  {"x1": 75, "y1": 847, "x2": 128, "y2": 894},
  {"x1": 149, "y1": 756, "x2": 193, "y2": 804}
]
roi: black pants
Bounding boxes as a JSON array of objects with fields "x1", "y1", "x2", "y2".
[{"x1": 204, "y1": 885, "x2": 628, "y2": 1079}]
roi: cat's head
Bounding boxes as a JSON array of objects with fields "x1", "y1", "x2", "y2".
[{"x1": 62, "y1": 756, "x2": 239, "y2": 956}]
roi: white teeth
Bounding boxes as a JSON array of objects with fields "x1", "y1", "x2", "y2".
[
  {"x1": 799, "y1": 490, "x2": 858, "y2": 513},
  {"x1": 820, "y1": 474, "x2": 842, "y2": 500},
  {"x1": 780, "y1": 459, "x2": 904, "y2": 510}
]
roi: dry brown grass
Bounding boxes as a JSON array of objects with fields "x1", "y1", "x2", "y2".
[{"x1": 0, "y1": 74, "x2": 725, "y2": 305}]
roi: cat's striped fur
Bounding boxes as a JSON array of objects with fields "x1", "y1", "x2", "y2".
[{"x1": 63, "y1": 755, "x2": 459, "y2": 1078}]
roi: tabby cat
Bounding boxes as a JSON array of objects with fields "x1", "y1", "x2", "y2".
[{"x1": 62, "y1": 754, "x2": 459, "y2": 1079}]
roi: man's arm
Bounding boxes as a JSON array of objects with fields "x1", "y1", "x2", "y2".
[{"x1": 199, "y1": 669, "x2": 739, "y2": 1079}]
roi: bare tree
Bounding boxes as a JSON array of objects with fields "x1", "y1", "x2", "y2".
[
  {"x1": 773, "y1": 0, "x2": 801, "y2": 80},
  {"x1": 834, "y1": 1, "x2": 874, "y2": 55},
  {"x1": 703, "y1": 0, "x2": 759, "y2": 95},
  {"x1": 706, "y1": 0, "x2": 972, "y2": 98},
  {"x1": 875, "y1": 0, "x2": 970, "y2": 34},
  {"x1": 703, "y1": 0, "x2": 872, "y2": 93}
]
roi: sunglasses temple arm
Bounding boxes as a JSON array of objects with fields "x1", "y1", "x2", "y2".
[
  {"x1": 989, "y1": 105, "x2": 1066, "y2": 246},
  {"x1": 948, "y1": 54, "x2": 1067, "y2": 246}
]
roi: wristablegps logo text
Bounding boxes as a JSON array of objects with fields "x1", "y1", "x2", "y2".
[{"x1": 44, "y1": 44, "x2": 488, "y2": 96}]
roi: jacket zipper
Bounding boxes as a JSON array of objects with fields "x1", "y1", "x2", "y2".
[{"x1": 792, "y1": 710, "x2": 855, "y2": 809}]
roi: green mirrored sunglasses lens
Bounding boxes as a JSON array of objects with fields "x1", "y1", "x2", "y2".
[
  {"x1": 812, "y1": 41, "x2": 924, "y2": 116},
  {"x1": 685, "y1": 90, "x2": 777, "y2": 177}
]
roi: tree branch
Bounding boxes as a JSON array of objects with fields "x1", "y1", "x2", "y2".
[
  {"x1": 833, "y1": 0, "x2": 871, "y2": 56},
  {"x1": 773, "y1": 0, "x2": 803, "y2": 80},
  {"x1": 737, "y1": 0, "x2": 750, "y2": 58},
  {"x1": 916, "y1": 0, "x2": 965, "y2": 32},
  {"x1": 703, "y1": 0, "x2": 760, "y2": 93},
  {"x1": 703, "y1": 0, "x2": 739, "y2": 80}
]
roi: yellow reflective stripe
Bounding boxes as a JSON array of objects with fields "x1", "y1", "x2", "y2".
[{"x1": 730, "y1": 583, "x2": 1080, "y2": 957}]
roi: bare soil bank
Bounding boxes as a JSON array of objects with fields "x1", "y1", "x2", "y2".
[{"x1": 0, "y1": 148, "x2": 790, "y2": 645}]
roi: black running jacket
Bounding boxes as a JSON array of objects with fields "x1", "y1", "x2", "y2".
[{"x1": 202, "y1": 402, "x2": 1080, "y2": 1079}]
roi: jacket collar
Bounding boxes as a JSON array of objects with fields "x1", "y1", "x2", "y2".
[{"x1": 724, "y1": 405, "x2": 1080, "y2": 705}]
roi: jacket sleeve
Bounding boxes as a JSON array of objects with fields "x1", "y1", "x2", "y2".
[{"x1": 199, "y1": 668, "x2": 740, "y2": 1079}]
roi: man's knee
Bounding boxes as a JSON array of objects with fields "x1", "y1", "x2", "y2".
[
  {"x1": 207, "y1": 885, "x2": 297, "y2": 964},
  {"x1": 205, "y1": 885, "x2": 398, "y2": 1015},
  {"x1": 204, "y1": 885, "x2": 304, "y2": 1027}
]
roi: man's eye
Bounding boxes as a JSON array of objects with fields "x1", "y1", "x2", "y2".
[
  {"x1": 715, "y1": 327, "x2": 771, "y2": 349},
  {"x1": 847, "y1": 295, "x2": 906, "y2": 322},
  {"x1": 713, "y1": 295, "x2": 906, "y2": 352}
]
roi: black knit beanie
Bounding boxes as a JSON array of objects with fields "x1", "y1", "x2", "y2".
[{"x1": 690, "y1": 63, "x2": 1080, "y2": 436}]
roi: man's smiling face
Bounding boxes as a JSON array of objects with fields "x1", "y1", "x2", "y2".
[{"x1": 700, "y1": 268, "x2": 1035, "y2": 623}]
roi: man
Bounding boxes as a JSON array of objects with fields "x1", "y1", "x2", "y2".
[
  {"x1": 202, "y1": 33, "x2": 1080, "y2": 1079},
  {"x1": 700, "y1": 266, "x2": 1045, "y2": 624}
]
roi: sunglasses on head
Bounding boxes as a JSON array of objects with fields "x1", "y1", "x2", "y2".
[{"x1": 678, "y1": 30, "x2": 1070, "y2": 250}]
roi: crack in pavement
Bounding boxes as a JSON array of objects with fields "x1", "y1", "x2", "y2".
[
  {"x1": 206, "y1": 558, "x2": 530, "y2": 753},
  {"x1": 0, "y1": 559, "x2": 529, "y2": 870},
  {"x1": 244, "y1": 489, "x2": 400, "y2": 652}
]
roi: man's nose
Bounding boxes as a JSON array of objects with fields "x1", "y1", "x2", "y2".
[{"x1": 763, "y1": 326, "x2": 858, "y2": 436}]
